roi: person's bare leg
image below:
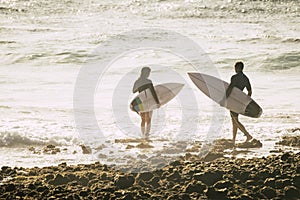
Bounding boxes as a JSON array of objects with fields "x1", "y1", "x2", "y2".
[
  {"x1": 145, "y1": 111, "x2": 152, "y2": 138},
  {"x1": 232, "y1": 119, "x2": 238, "y2": 146},
  {"x1": 231, "y1": 115, "x2": 252, "y2": 142},
  {"x1": 140, "y1": 113, "x2": 146, "y2": 137},
  {"x1": 236, "y1": 121, "x2": 252, "y2": 142}
]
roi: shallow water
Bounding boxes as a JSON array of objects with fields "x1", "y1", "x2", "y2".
[{"x1": 0, "y1": 0, "x2": 299, "y2": 168}]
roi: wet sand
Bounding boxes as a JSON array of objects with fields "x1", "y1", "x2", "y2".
[{"x1": 1, "y1": 136, "x2": 300, "y2": 199}]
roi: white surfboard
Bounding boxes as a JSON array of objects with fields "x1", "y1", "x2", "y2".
[
  {"x1": 188, "y1": 73, "x2": 262, "y2": 118},
  {"x1": 130, "y1": 83, "x2": 184, "y2": 113}
]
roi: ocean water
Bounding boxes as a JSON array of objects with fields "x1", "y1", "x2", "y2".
[{"x1": 0, "y1": 0, "x2": 299, "y2": 168}]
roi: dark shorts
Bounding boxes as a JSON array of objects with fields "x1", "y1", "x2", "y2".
[{"x1": 230, "y1": 111, "x2": 239, "y2": 118}]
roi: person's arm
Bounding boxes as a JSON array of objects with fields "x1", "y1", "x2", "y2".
[
  {"x1": 226, "y1": 84, "x2": 234, "y2": 98},
  {"x1": 247, "y1": 89, "x2": 252, "y2": 97},
  {"x1": 219, "y1": 76, "x2": 235, "y2": 106},
  {"x1": 149, "y1": 84, "x2": 160, "y2": 105},
  {"x1": 246, "y1": 78, "x2": 252, "y2": 97},
  {"x1": 132, "y1": 81, "x2": 138, "y2": 93},
  {"x1": 219, "y1": 84, "x2": 233, "y2": 106}
]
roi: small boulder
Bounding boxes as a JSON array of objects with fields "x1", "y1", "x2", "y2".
[
  {"x1": 206, "y1": 187, "x2": 228, "y2": 199},
  {"x1": 48, "y1": 174, "x2": 70, "y2": 186},
  {"x1": 284, "y1": 186, "x2": 300, "y2": 199},
  {"x1": 260, "y1": 186, "x2": 276, "y2": 199},
  {"x1": 194, "y1": 171, "x2": 223, "y2": 186},
  {"x1": 184, "y1": 181, "x2": 206, "y2": 193},
  {"x1": 213, "y1": 180, "x2": 233, "y2": 189},
  {"x1": 136, "y1": 172, "x2": 154, "y2": 182},
  {"x1": 114, "y1": 175, "x2": 135, "y2": 189}
]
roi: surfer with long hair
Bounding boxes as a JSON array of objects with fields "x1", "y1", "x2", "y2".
[{"x1": 132, "y1": 67, "x2": 160, "y2": 138}]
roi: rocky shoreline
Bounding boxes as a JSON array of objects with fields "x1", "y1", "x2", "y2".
[{"x1": 1, "y1": 149, "x2": 300, "y2": 200}]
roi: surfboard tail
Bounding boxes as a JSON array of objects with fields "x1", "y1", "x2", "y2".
[{"x1": 245, "y1": 100, "x2": 263, "y2": 118}]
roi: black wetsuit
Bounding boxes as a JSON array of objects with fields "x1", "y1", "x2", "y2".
[
  {"x1": 136, "y1": 83, "x2": 160, "y2": 105},
  {"x1": 132, "y1": 78, "x2": 160, "y2": 113},
  {"x1": 226, "y1": 72, "x2": 252, "y2": 117}
]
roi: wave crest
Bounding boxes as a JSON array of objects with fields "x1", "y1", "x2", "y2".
[
  {"x1": 262, "y1": 52, "x2": 300, "y2": 71},
  {"x1": 0, "y1": 131, "x2": 76, "y2": 147}
]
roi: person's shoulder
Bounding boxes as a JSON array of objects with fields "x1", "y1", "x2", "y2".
[
  {"x1": 145, "y1": 79, "x2": 152, "y2": 84},
  {"x1": 242, "y1": 72, "x2": 250, "y2": 80},
  {"x1": 133, "y1": 78, "x2": 140, "y2": 85},
  {"x1": 231, "y1": 73, "x2": 238, "y2": 79}
]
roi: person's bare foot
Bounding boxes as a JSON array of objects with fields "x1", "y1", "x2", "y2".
[{"x1": 245, "y1": 135, "x2": 253, "y2": 143}]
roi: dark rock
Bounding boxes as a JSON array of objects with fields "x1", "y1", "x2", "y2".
[
  {"x1": 148, "y1": 176, "x2": 160, "y2": 188},
  {"x1": 65, "y1": 173, "x2": 77, "y2": 182},
  {"x1": 28, "y1": 170, "x2": 37, "y2": 176},
  {"x1": 281, "y1": 152, "x2": 291, "y2": 161},
  {"x1": 79, "y1": 190, "x2": 89, "y2": 197},
  {"x1": 136, "y1": 179, "x2": 147, "y2": 188},
  {"x1": 46, "y1": 144, "x2": 55, "y2": 149},
  {"x1": 178, "y1": 193, "x2": 191, "y2": 200},
  {"x1": 28, "y1": 191, "x2": 38, "y2": 197},
  {"x1": 45, "y1": 174, "x2": 54, "y2": 182},
  {"x1": 264, "y1": 178, "x2": 276, "y2": 188},
  {"x1": 184, "y1": 181, "x2": 206, "y2": 193},
  {"x1": 236, "y1": 139, "x2": 262, "y2": 148},
  {"x1": 15, "y1": 191, "x2": 25, "y2": 197},
  {"x1": 240, "y1": 171, "x2": 250, "y2": 183},
  {"x1": 167, "y1": 171, "x2": 181, "y2": 181},
  {"x1": 137, "y1": 172, "x2": 154, "y2": 182},
  {"x1": 293, "y1": 175, "x2": 300, "y2": 188},
  {"x1": 276, "y1": 179, "x2": 292, "y2": 189},
  {"x1": 213, "y1": 180, "x2": 233, "y2": 189},
  {"x1": 37, "y1": 186, "x2": 48, "y2": 193},
  {"x1": 194, "y1": 171, "x2": 223, "y2": 186},
  {"x1": 297, "y1": 166, "x2": 300, "y2": 174},
  {"x1": 203, "y1": 152, "x2": 224, "y2": 161},
  {"x1": 87, "y1": 172, "x2": 96, "y2": 180},
  {"x1": 78, "y1": 176, "x2": 89, "y2": 186},
  {"x1": 206, "y1": 187, "x2": 228, "y2": 199},
  {"x1": 58, "y1": 162, "x2": 67, "y2": 168},
  {"x1": 88, "y1": 179, "x2": 99, "y2": 187},
  {"x1": 169, "y1": 160, "x2": 181, "y2": 167},
  {"x1": 72, "y1": 194, "x2": 81, "y2": 200},
  {"x1": 100, "y1": 172, "x2": 112, "y2": 181},
  {"x1": 101, "y1": 186, "x2": 116, "y2": 193},
  {"x1": 167, "y1": 194, "x2": 180, "y2": 200},
  {"x1": 27, "y1": 183, "x2": 36, "y2": 190},
  {"x1": 284, "y1": 186, "x2": 300, "y2": 199},
  {"x1": 245, "y1": 179, "x2": 257, "y2": 187},
  {"x1": 114, "y1": 175, "x2": 135, "y2": 189},
  {"x1": 257, "y1": 170, "x2": 271, "y2": 180},
  {"x1": 1, "y1": 166, "x2": 11, "y2": 173},
  {"x1": 239, "y1": 194, "x2": 254, "y2": 200},
  {"x1": 121, "y1": 193, "x2": 134, "y2": 200},
  {"x1": 260, "y1": 186, "x2": 276, "y2": 199},
  {"x1": 48, "y1": 174, "x2": 70, "y2": 186},
  {"x1": 5, "y1": 184, "x2": 16, "y2": 192},
  {"x1": 80, "y1": 145, "x2": 92, "y2": 154}
]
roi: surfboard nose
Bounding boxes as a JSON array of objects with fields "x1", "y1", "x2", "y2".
[
  {"x1": 187, "y1": 72, "x2": 198, "y2": 80},
  {"x1": 187, "y1": 72, "x2": 202, "y2": 85},
  {"x1": 178, "y1": 83, "x2": 185, "y2": 89}
]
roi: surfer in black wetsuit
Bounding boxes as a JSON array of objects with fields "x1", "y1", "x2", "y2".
[
  {"x1": 221, "y1": 62, "x2": 253, "y2": 146},
  {"x1": 132, "y1": 67, "x2": 160, "y2": 138}
]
